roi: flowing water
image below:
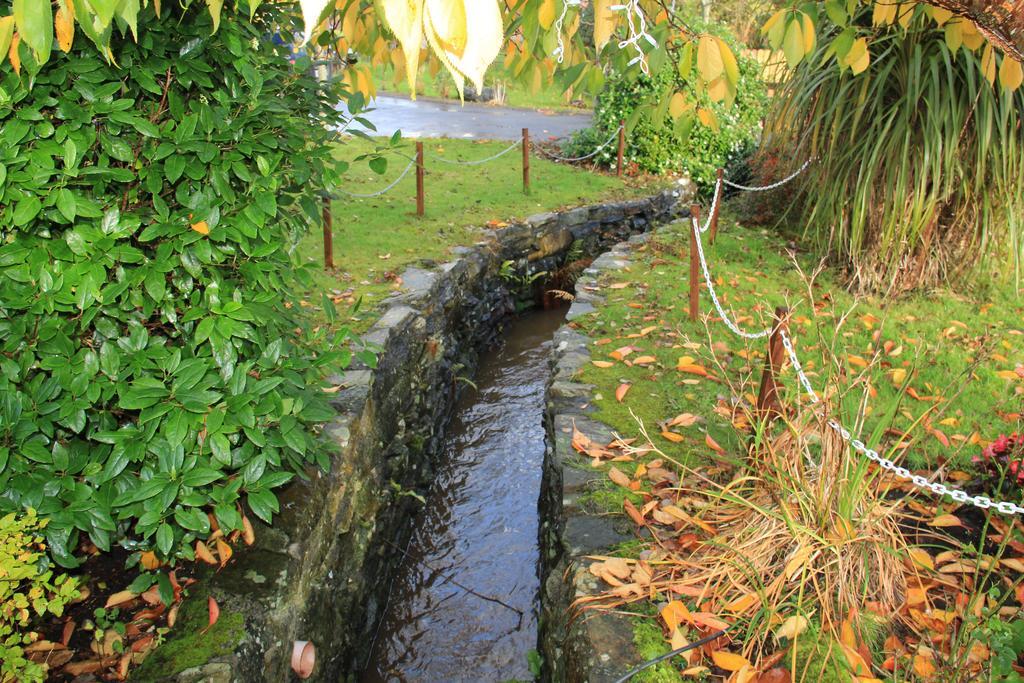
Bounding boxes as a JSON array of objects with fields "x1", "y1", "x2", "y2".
[{"x1": 361, "y1": 307, "x2": 566, "y2": 683}]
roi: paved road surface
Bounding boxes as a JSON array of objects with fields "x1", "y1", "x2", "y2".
[{"x1": 350, "y1": 94, "x2": 592, "y2": 141}]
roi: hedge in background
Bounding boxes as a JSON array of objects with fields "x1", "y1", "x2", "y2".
[
  {"x1": 0, "y1": 6, "x2": 352, "y2": 569},
  {"x1": 564, "y1": 18, "x2": 768, "y2": 186}
]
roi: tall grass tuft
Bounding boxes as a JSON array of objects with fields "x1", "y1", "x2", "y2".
[{"x1": 762, "y1": 10, "x2": 1024, "y2": 295}]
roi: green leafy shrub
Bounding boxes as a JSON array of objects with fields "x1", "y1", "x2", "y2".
[
  {"x1": 1, "y1": 510, "x2": 79, "y2": 683},
  {"x1": 0, "y1": 7, "x2": 353, "y2": 568},
  {"x1": 563, "y1": 18, "x2": 767, "y2": 186}
]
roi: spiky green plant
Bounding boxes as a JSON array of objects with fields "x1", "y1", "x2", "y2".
[{"x1": 762, "y1": 8, "x2": 1024, "y2": 294}]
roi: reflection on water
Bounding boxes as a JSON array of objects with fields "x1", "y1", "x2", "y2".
[{"x1": 361, "y1": 307, "x2": 566, "y2": 683}]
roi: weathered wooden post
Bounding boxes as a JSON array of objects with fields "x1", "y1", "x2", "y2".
[
  {"x1": 756, "y1": 307, "x2": 791, "y2": 419},
  {"x1": 617, "y1": 120, "x2": 626, "y2": 177},
  {"x1": 710, "y1": 168, "x2": 724, "y2": 244},
  {"x1": 415, "y1": 141, "x2": 425, "y2": 217},
  {"x1": 689, "y1": 204, "x2": 701, "y2": 322},
  {"x1": 522, "y1": 128, "x2": 531, "y2": 194},
  {"x1": 322, "y1": 194, "x2": 334, "y2": 270}
]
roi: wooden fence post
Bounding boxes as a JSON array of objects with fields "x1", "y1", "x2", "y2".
[
  {"x1": 322, "y1": 194, "x2": 334, "y2": 270},
  {"x1": 415, "y1": 141, "x2": 425, "y2": 217},
  {"x1": 710, "y1": 168, "x2": 724, "y2": 244},
  {"x1": 617, "y1": 120, "x2": 625, "y2": 177},
  {"x1": 522, "y1": 128, "x2": 531, "y2": 194},
  {"x1": 689, "y1": 204, "x2": 700, "y2": 322},
  {"x1": 756, "y1": 307, "x2": 791, "y2": 419}
]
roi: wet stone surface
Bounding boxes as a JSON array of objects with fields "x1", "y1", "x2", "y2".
[{"x1": 538, "y1": 224, "x2": 692, "y2": 682}]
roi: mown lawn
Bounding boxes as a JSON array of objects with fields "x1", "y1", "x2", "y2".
[
  {"x1": 572, "y1": 210, "x2": 1024, "y2": 474},
  {"x1": 296, "y1": 136, "x2": 669, "y2": 332}
]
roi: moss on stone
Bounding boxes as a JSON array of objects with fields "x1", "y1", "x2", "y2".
[
  {"x1": 631, "y1": 618, "x2": 685, "y2": 683},
  {"x1": 578, "y1": 480, "x2": 644, "y2": 514},
  {"x1": 130, "y1": 586, "x2": 245, "y2": 681}
]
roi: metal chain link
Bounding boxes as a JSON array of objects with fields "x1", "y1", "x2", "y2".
[
  {"x1": 690, "y1": 217, "x2": 771, "y2": 339},
  {"x1": 723, "y1": 158, "x2": 813, "y2": 192},
  {"x1": 695, "y1": 178, "x2": 722, "y2": 234},
  {"x1": 428, "y1": 139, "x2": 522, "y2": 166},
  {"x1": 776, "y1": 329, "x2": 1024, "y2": 516},
  {"x1": 535, "y1": 125, "x2": 623, "y2": 163},
  {"x1": 335, "y1": 157, "x2": 417, "y2": 198}
]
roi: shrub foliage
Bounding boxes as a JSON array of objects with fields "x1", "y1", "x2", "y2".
[
  {"x1": 0, "y1": 7, "x2": 351, "y2": 568},
  {"x1": 564, "y1": 19, "x2": 767, "y2": 186},
  {"x1": 0, "y1": 510, "x2": 79, "y2": 683}
]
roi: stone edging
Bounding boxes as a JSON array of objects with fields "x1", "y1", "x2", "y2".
[
  {"x1": 152, "y1": 190, "x2": 687, "y2": 682},
  {"x1": 540, "y1": 226, "x2": 684, "y2": 682}
]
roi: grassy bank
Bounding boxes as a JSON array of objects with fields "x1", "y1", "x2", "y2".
[
  {"x1": 297, "y1": 136, "x2": 669, "y2": 332},
  {"x1": 574, "y1": 212, "x2": 1024, "y2": 472},
  {"x1": 567, "y1": 209, "x2": 1024, "y2": 679}
]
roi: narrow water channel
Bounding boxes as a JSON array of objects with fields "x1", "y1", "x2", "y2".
[{"x1": 361, "y1": 306, "x2": 567, "y2": 683}]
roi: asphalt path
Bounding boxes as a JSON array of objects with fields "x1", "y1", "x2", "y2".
[{"x1": 349, "y1": 94, "x2": 593, "y2": 141}]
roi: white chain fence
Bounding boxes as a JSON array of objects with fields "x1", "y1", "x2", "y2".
[
  {"x1": 722, "y1": 158, "x2": 813, "y2": 192},
  {"x1": 688, "y1": 209, "x2": 1024, "y2": 516},
  {"x1": 335, "y1": 157, "x2": 417, "y2": 198},
  {"x1": 535, "y1": 125, "x2": 623, "y2": 163},
  {"x1": 428, "y1": 139, "x2": 522, "y2": 166},
  {"x1": 690, "y1": 216, "x2": 771, "y2": 340}
]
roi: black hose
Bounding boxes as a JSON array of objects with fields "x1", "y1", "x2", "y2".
[{"x1": 612, "y1": 625, "x2": 733, "y2": 683}]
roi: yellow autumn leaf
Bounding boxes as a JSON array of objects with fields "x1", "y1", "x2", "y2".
[
  {"x1": 593, "y1": 0, "x2": 617, "y2": 51},
  {"x1": 907, "y1": 547, "x2": 934, "y2": 571},
  {"x1": 660, "y1": 600, "x2": 692, "y2": 631},
  {"x1": 0, "y1": 17, "x2": 14, "y2": 64},
  {"x1": 960, "y1": 21, "x2": 984, "y2": 50},
  {"x1": 980, "y1": 44, "x2": 997, "y2": 84},
  {"x1": 669, "y1": 91, "x2": 687, "y2": 118},
  {"x1": 929, "y1": 6, "x2": 952, "y2": 26},
  {"x1": 424, "y1": 0, "x2": 503, "y2": 98},
  {"x1": 800, "y1": 12, "x2": 815, "y2": 54},
  {"x1": 845, "y1": 37, "x2": 870, "y2": 75},
  {"x1": 782, "y1": 18, "x2": 804, "y2": 67},
  {"x1": 425, "y1": 0, "x2": 467, "y2": 55},
  {"x1": 538, "y1": 0, "x2": 557, "y2": 30},
  {"x1": 775, "y1": 614, "x2": 809, "y2": 640},
  {"x1": 891, "y1": 367, "x2": 907, "y2": 384},
  {"x1": 711, "y1": 650, "x2": 750, "y2": 672},
  {"x1": 696, "y1": 107, "x2": 718, "y2": 131},
  {"x1": 706, "y1": 77, "x2": 728, "y2": 103},
  {"x1": 9, "y1": 33, "x2": 21, "y2": 75},
  {"x1": 999, "y1": 57, "x2": 1023, "y2": 91},
  {"x1": 191, "y1": 220, "x2": 210, "y2": 235},
  {"x1": 378, "y1": 0, "x2": 426, "y2": 98},
  {"x1": 55, "y1": 4, "x2": 74, "y2": 52},
  {"x1": 716, "y1": 36, "x2": 739, "y2": 85},
  {"x1": 724, "y1": 592, "x2": 759, "y2": 613},
  {"x1": 696, "y1": 34, "x2": 723, "y2": 82}
]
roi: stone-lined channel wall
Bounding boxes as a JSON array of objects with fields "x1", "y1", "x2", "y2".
[
  {"x1": 539, "y1": 228, "x2": 680, "y2": 682},
  {"x1": 156, "y1": 191, "x2": 685, "y2": 682}
]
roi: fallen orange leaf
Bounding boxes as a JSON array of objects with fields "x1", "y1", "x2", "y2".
[
  {"x1": 615, "y1": 383, "x2": 631, "y2": 402},
  {"x1": 191, "y1": 220, "x2": 210, "y2": 235}
]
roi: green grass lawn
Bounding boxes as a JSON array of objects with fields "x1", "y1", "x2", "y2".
[
  {"x1": 572, "y1": 211, "x2": 1024, "y2": 474},
  {"x1": 368, "y1": 63, "x2": 588, "y2": 112},
  {"x1": 296, "y1": 137, "x2": 669, "y2": 332}
]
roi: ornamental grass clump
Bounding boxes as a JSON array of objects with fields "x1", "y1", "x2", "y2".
[{"x1": 762, "y1": 6, "x2": 1024, "y2": 294}]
